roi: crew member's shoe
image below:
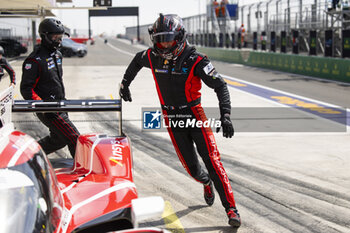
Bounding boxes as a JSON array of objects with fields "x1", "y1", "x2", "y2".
[
  {"x1": 203, "y1": 180, "x2": 215, "y2": 206},
  {"x1": 226, "y1": 208, "x2": 241, "y2": 228}
]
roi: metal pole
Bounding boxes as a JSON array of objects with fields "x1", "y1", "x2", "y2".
[
  {"x1": 88, "y1": 13, "x2": 91, "y2": 39},
  {"x1": 241, "y1": 6, "x2": 244, "y2": 26},
  {"x1": 299, "y1": 0, "x2": 303, "y2": 26},
  {"x1": 276, "y1": 0, "x2": 279, "y2": 31},
  {"x1": 31, "y1": 20, "x2": 36, "y2": 50},
  {"x1": 265, "y1": 0, "x2": 274, "y2": 34},
  {"x1": 248, "y1": 5, "x2": 253, "y2": 33},
  {"x1": 314, "y1": 0, "x2": 317, "y2": 24},
  {"x1": 199, "y1": 14, "x2": 201, "y2": 33},
  {"x1": 118, "y1": 95, "x2": 123, "y2": 136},
  {"x1": 284, "y1": 8, "x2": 287, "y2": 31},
  {"x1": 137, "y1": 11, "x2": 140, "y2": 41},
  {"x1": 257, "y1": 3, "x2": 262, "y2": 33},
  {"x1": 287, "y1": 0, "x2": 290, "y2": 31},
  {"x1": 266, "y1": 2, "x2": 269, "y2": 32}
]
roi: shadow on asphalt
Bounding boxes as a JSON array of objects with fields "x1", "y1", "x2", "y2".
[{"x1": 140, "y1": 204, "x2": 239, "y2": 232}]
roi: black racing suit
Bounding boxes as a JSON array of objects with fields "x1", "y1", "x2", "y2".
[
  {"x1": 122, "y1": 45, "x2": 237, "y2": 210},
  {"x1": 0, "y1": 57, "x2": 16, "y2": 85},
  {"x1": 20, "y1": 45, "x2": 79, "y2": 157}
]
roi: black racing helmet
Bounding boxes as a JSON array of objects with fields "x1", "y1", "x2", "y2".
[
  {"x1": 148, "y1": 14, "x2": 187, "y2": 60},
  {"x1": 39, "y1": 18, "x2": 69, "y2": 50},
  {"x1": 39, "y1": 18, "x2": 69, "y2": 37},
  {"x1": 0, "y1": 46, "x2": 4, "y2": 55}
]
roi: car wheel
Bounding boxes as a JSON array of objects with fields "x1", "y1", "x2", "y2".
[{"x1": 78, "y1": 51, "x2": 86, "y2": 57}]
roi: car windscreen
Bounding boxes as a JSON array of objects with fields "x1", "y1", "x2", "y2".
[
  {"x1": 0, "y1": 149, "x2": 63, "y2": 233},
  {"x1": 0, "y1": 170, "x2": 41, "y2": 233}
]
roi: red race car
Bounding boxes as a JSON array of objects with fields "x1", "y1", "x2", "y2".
[{"x1": 0, "y1": 87, "x2": 168, "y2": 233}]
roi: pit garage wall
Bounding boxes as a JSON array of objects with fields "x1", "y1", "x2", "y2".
[{"x1": 196, "y1": 47, "x2": 350, "y2": 83}]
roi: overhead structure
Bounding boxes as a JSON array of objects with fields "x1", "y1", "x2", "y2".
[
  {"x1": 88, "y1": 7, "x2": 140, "y2": 40},
  {"x1": 0, "y1": 0, "x2": 72, "y2": 18},
  {"x1": 0, "y1": 0, "x2": 110, "y2": 48},
  {"x1": 0, "y1": 0, "x2": 71, "y2": 50}
]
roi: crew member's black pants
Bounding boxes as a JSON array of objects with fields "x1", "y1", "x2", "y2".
[
  {"x1": 36, "y1": 112, "x2": 80, "y2": 157},
  {"x1": 163, "y1": 104, "x2": 237, "y2": 210},
  {"x1": 333, "y1": 0, "x2": 339, "y2": 9}
]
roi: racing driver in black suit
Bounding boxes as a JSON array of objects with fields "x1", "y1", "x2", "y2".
[
  {"x1": 20, "y1": 18, "x2": 80, "y2": 158},
  {"x1": 0, "y1": 45, "x2": 16, "y2": 87},
  {"x1": 119, "y1": 14, "x2": 241, "y2": 227}
]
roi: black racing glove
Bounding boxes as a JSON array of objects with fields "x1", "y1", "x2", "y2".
[
  {"x1": 119, "y1": 83, "x2": 132, "y2": 102},
  {"x1": 216, "y1": 113, "x2": 234, "y2": 138}
]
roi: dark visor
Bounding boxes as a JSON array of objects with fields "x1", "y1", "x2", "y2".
[
  {"x1": 152, "y1": 32, "x2": 178, "y2": 43},
  {"x1": 48, "y1": 32, "x2": 70, "y2": 38}
]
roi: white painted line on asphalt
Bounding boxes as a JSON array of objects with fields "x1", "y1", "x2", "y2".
[
  {"x1": 105, "y1": 40, "x2": 134, "y2": 57},
  {"x1": 224, "y1": 79, "x2": 288, "y2": 108},
  {"x1": 111, "y1": 37, "x2": 149, "y2": 50},
  {"x1": 222, "y1": 74, "x2": 346, "y2": 109},
  {"x1": 220, "y1": 62, "x2": 350, "y2": 87},
  {"x1": 347, "y1": 109, "x2": 350, "y2": 133},
  {"x1": 229, "y1": 63, "x2": 244, "y2": 68},
  {"x1": 223, "y1": 74, "x2": 349, "y2": 134}
]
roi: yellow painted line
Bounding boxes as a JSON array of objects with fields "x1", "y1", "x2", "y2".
[
  {"x1": 109, "y1": 158, "x2": 123, "y2": 166},
  {"x1": 271, "y1": 96, "x2": 342, "y2": 114},
  {"x1": 162, "y1": 201, "x2": 185, "y2": 233},
  {"x1": 109, "y1": 94, "x2": 114, "y2": 99},
  {"x1": 224, "y1": 78, "x2": 247, "y2": 87}
]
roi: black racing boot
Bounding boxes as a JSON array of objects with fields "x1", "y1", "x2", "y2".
[
  {"x1": 226, "y1": 208, "x2": 241, "y2": 228},
  {"x1": 203, "y1": 180, "x2": 215, "y2": 206}
]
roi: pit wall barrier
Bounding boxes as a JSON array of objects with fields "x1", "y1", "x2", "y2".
[{"x1": 196, "y1": 47, "x2": 350, "y2": 83}]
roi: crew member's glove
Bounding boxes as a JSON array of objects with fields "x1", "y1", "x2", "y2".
[
  {"x1": 119, "y1": 83, "x2": 132, "y2": 102},
  {"x1": 216, "y1": 113, "x2": 234, "y2": 138}
]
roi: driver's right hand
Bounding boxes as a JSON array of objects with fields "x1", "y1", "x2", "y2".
[{"x1": 119, "y1": 83, "x2": 132, "y2": 102}]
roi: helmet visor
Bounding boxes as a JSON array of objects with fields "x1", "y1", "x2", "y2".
[
  {"x1": 153, "y1": 32, "x2": 178, "y2": 53},
  {"x1": 156, "y1": 41, "x2": 176, "y2": 50},
  {"x1": 152, "y1": 31, "x2": 178, "y2": 44}
]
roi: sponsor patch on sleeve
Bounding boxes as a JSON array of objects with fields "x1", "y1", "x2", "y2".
[
  {"x1": 203, "y1": 62, "x2": 215, "y2": 75},
  {"x1": 25, "y1": 63, "x2": 32, "y2": 70},
  {"x1": 47, "y1": 60, "x2": 55, "y2": 69}
]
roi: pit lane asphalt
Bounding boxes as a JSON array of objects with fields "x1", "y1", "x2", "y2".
[{"x1": 6, "y1": 38, "x2": 350, "y2": 233}]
